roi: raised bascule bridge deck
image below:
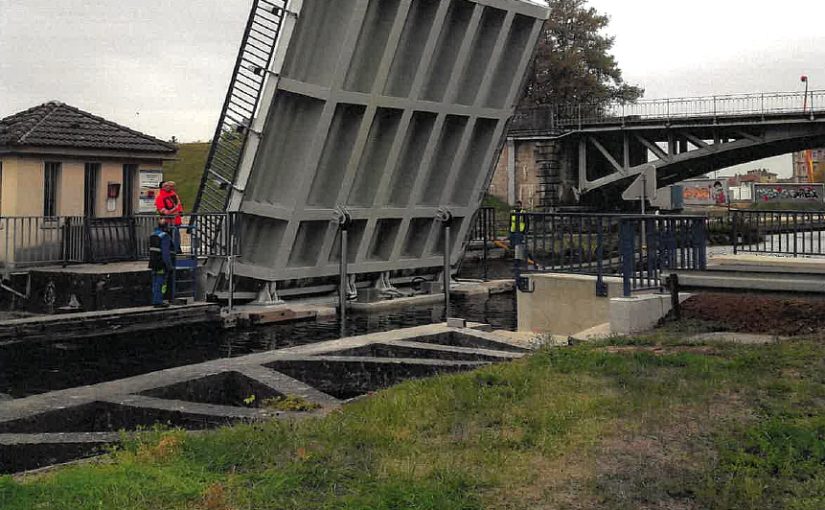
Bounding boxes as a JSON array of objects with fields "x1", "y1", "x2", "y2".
[{"x1": 193, "y1": 0, "x2": 550, "y2": 300}]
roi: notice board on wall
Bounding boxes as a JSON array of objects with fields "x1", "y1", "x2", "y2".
[{"x1": 138, "y1": 169, "x2": 163, "y2": 213}]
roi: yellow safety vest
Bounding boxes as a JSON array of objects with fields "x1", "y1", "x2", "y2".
[{"x1": 510, "y1": 209, "x2": 526, "y2": 233}]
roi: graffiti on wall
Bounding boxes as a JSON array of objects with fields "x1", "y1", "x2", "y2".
[
  {"x1": 753, "y1": 183, "x2": 825, "y2": 203},
  {"x1": 682, "y1": 179, "x2": 729, "y2": 206}
]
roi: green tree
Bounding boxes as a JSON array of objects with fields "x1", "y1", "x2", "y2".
[{"x1": 522, "y1": 0, "x2": 643, "y2": 107}]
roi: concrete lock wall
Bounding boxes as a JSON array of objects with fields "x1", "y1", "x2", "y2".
[
  {"x1": 517, "y1": 273, "x2": 625, "y2": 336},
  {"x1": 224, "y1": 0, "x2": 550, "y2": 284}
]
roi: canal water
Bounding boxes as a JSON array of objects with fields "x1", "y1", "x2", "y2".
[{"x1": 0, "y1": 293, "x2": 516, "y2": 399}]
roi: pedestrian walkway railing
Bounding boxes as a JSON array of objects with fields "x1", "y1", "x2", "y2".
[
  {"x1": 511, "y1": 89, "x2": 825, "y2": 133},
  {"x1": 0, "y1": 213, "x2": 238, "y2": 271},
  {"x1": 732, "y1": 209, "x2": 825, "y2": 257},
  {"x1": 513, "y1": 213, "x2": 707, "y2": 297}
]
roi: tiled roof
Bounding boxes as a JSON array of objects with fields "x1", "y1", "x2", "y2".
[{"x1": 0, "y1": 101, "x2": 177, "y2": 154}]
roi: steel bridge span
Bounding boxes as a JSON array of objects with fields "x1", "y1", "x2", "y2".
[{"x1": 509, "y1": 91, "x2": 825, "y2": 206}]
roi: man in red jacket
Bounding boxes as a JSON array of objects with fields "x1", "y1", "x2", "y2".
[
  {"x1": 155, "y1": 181, "x2": 184, "y2": 253},
  {"x1": 155, "y1": 181, "x2": 184, "y2": 226}
]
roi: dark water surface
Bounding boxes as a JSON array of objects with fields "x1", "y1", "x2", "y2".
[{"x1": 0, "y1": 293, "x2": 516, "y2": 398}]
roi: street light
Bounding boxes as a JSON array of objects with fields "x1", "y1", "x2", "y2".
[{"x1": 801, "y1": 75, "x2": 809, "y2": 112}]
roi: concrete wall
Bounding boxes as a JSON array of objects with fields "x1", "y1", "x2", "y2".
[
  {"x1": 489, "y1": 137, "x2": 579, "y2": 209},
  {"x1": 489, "y1": 140, "x2": 542, "y2": 207},
  {"x1": 517, "y1": 273, "x2": 625, "y2": 336}
]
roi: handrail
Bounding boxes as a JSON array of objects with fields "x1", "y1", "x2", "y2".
[
  {"x1": 512, "y1": 89, "x2": 825, "y2": 132},
  {"x1": 0, "y1": 213, "x2": 236, "y2": 270}
]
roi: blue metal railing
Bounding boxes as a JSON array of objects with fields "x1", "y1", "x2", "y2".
[
  {"x1": 732, "y1": 209, "x2": 825, "y2": 257},
  {"x1": 512, "y1": 213, "x2": 707, "y2": 297}
]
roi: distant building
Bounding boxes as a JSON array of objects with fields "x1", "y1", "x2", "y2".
[
  {"x1": 727, "y1": 168, "x2": 778, "y2": 186},
  {"x1": 0, "y1": 101, "x2": 176, "y2": 219},
  {"x1": 792, "y1": 149, "x2": 825, "y2": 183}
]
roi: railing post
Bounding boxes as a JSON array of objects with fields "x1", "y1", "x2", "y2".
[
  {"x1": 732, "y1": 211, "x2": 739, "y2": 255},
  {"x1": 481, "y1": 208, "x2": 490, "y2": 282},
  {"x1": 620, "y1": 219, "x2": 634, "y2": 297},
  {"x1": 811, "y1": 90, "x2": 816, "y2": 121},
  {"x1": 61, "y1": 217, "x2": 70, "y2": 268},
  {"x1": 595, "y1": 217, "x2": 607, "y2": 297},
  {"x1": 694, "y1": 219, "x2": 707, "y2": 270},
  {"x1": 793, "y1": 213, "x2": 799, "y2": 257},
  {"x1": 712, "y1": 95, "x2": 717, "y2": 123},
  {"x1": 129, "y1": 216, "x2": 138, "y2": 261},
  {"x1": 761, "y1": 93, "x2": 765, "y2": 120},
  {"x1": 226, "y1": 214, "x2": 237, "y2": 312}
]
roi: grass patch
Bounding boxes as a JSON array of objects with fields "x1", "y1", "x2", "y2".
[
  {"x1": 2, "y1": 333, "x2": 825, "y2": 509},
  {"x1": 162, "y1": 142, "x2": 210, "y2": 211}
]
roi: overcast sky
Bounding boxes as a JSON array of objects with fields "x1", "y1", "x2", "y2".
[{"x1": 2, "y1": 0, "x2": 824, "y2": 176}]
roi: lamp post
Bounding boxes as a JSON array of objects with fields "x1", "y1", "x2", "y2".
[{"x1": 801, "y1": 75, "x2": 809, "y2": 113}]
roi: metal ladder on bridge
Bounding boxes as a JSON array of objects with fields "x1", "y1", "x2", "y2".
[{"x1": 193, "y1": 0, "x2": 286, "y2": 214}]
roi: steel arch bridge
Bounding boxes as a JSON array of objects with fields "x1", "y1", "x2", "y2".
[{"x1": 510, "y1": 91, "x2": 825, "y2": 205}]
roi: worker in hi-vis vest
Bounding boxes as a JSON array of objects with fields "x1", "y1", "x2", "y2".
[
  {"x1": 509, "y1": 201, "x2": 529, "y2": 261},
  {"x1": 510, "y1": 200, "x2": 528, "y2": 235}
]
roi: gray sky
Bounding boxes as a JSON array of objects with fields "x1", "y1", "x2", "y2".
[
  {"x1": 2, "y1": 0, "x2": 824, "y2": 175},
  {"x1": 0, "y1": 0, "x2": 248, "y2": 142},
  {"x1": 589, "y1": 0, "x2": 825, "y2": 177}
]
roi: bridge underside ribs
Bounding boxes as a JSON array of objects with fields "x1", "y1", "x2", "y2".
[{"x1": 575, "y1": 119, "x2": 825, "y2": 200}]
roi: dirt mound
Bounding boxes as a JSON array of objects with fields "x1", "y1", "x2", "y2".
[{"x1": 681, "y1": 293, "x2": 825, "y2": 336}]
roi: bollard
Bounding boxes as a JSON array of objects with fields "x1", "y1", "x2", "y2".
[
  {"x1": 339, "y1": 226, "x2": 348, "y2": 338},
  {"x1": 443, "y1": 223, "x2": 451, "y2": 321},
  {"x1": 668, "y1": 274, "x2": 681, "y2": 321},
  {"x1": 334, "y1": 207, "x2": 352, "y2": 338},
  {"x1": 437, "y1": 208, "x2": 454, "y2": 322}
]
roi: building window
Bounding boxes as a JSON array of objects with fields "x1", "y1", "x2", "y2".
[
  {"x1": 44, "y1": 162, "x2": 61, "y2": 217},
  {"x1": 84, "y1": 163, "x2": 100, "y2": 217},
  {"x1": 122, "y1": 164, "x2": 138, "y2": 216}
]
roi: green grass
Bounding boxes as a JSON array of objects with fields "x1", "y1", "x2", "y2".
[
  {"x1": 2, "y1": 329, "x2": 825, "y2": 509},
  {"x1": 162, "y1": 142, "x2": 210, "y2": 212}
]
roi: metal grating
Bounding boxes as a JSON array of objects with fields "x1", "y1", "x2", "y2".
[{"x1": 194, "y1": 0, "x2": 286, "y2": 214}]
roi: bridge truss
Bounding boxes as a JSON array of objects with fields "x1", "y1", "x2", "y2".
[{"x1": 511, "y1": 90, "x2": 825, "y2": 202}]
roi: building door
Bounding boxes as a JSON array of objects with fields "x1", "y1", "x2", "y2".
[
  {"x1": 122, "y1": 164, "x2": 138, "y2": 216},
  {"x1": 84, "y1": 163, "x2": 100, "y2": 217}
]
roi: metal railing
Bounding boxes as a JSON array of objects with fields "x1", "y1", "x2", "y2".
[
  {"x1": 511, "y1": 89, "x2": 825, "y2": 132},
  {"x1": 194, "y1": 0, "x2": 285, "y2": 213},
  {"x1": 619, "y1": 216, "x2": 707, "y2": 296},
  {"x1": 732, "y1": 209, "x2": 825, "y2": 257},
  {"x1": 0, "y1": 217, "x2": 85, "y2": 270},
  {"x1": 514, "y1": 213, "x2": 707, "y2": 296},
  {"x1": 0, "y1": 213, "x2": 238, "y2": 271}
]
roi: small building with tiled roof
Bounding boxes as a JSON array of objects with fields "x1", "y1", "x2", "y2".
[{"x1": 0, "y1": 101, "x2": 177, "y2": 219}]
